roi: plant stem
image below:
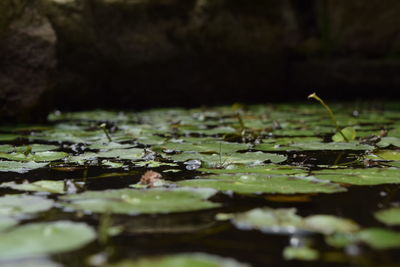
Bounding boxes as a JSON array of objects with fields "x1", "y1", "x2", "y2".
[
  {"x1": 100, "y1": 123, "x2": 112, "y2": 142},
  {"x1": 308, "y1": 92, "x2": 349, "y2": 142}
]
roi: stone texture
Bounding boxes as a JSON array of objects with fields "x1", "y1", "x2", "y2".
[
  {"x1": 0, "y1": 1, "x2": 57, "y2": 121},
  {"x1": 1, "y1": 0, "x2": 400, "y2": 121}
]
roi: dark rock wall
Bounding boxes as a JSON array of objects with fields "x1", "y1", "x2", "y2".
[{"x1": 1, "y1": 0, "x2": 400, "y2": 121}]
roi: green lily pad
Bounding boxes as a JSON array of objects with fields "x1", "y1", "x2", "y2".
[
  {"x1": 198, "y1": 164, "x2": 306, "y2": 175},
  {"x1": 104, "y1": 253, "x2": 250, "y2": 267},
  {"x1": 0, "y1": 144, "x2": 59, "y2": 153},
  {"x1": 0, "y1": 217, "x2": 18, "y2": 232},
  {"x1": 0, "y1": 134, "x2": 20, "y2": 142},
  {"x1": 289, "y1": 142, "x2": 374, "y2": 151},
  {"x1": 168, "y1": 152, "x2": 287, "y2": 168},
  {"x1": 0, "y1": 221, "x2": 96, "y2": 260},
  {"x1": 372, "y1": 150, "x2": 400, "y2": 161},
  {"x1": 377, "y1": 137, "x2": 400, "y2": 148},
  {"x1": 0, "y1": 195, "x2": 54, "y2": 217},
  {"x1": 0, "y1": 258, "x2": 62, "y2": 267},
  {"x1": 0, "y1": 151, "x2": 68, "y2": 162},
  {"x1": 357, "y1": 228, "x2": 400, "y2": 249},
  {"x1": 158, "y1": 141, "x2": 249, "y2": 154},
  {"x1": 88, "y1": 142, "x2": 136, "y2": 151},
  {"x1": 313, "y1": 168, "x2": 400, "y2": 185},
  {"x1": 0, "y1": 161, "x2": 48, "y2": 173},
  {"x1": 68, "y1": 148, "x2": 145, "y2": 164},
  {"x1": 0, "y1": 180, "x2": 65, "y2": 194},
  {"x1": 283, "y1": 246, "x2": 319, "y2": 261},
  {"x1": 327, "y1": 227, "x2": 400, "y2": 250},
  {"x1": 332, "y1": 127, "x2": 357, "y2": 142},
  {"x1": 61, "y1": 188, "x2": 220, "y2": 214},
  {"x1": 374, "y1": 208, "x2": 400, "y2": 226},
  {"x1": 178, "y1": 175, "x2": 345, "y2": 195},
  {"x1": 222, "y1": 208, "x2": 358, "y2": 235}
]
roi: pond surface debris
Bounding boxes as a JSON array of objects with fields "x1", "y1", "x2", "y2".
[{"x1": 0, "y1": 103, "x2": 400, "y2": 266}]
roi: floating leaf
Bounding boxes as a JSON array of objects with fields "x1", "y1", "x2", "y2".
[
  {"x1": 223, "y1": 208, "x2": 357, "y2": 235},
  {"x1": 332, "y1": 127, "x2": 356, "y2": 142},
  {"x1": 358, "y1": 228, "x2": 400, "y2": 249},
  {"x1": 0, "y1": 161, "x2": 48, "y2": 173},
  {"x1": 0, "y1": 217, "x2": 18, "y2": 232},
  {"x1": 374, "y1": 208, "x2": 400, "y2": 226},
  {"x1": 289, "y1": 142, "x2": 373, "y2": 151},
  {"x1": 0, "y1": 181, "x2": 65, "y2": 194},
  {"x1": 199, "y1": 164, "x2": 306, "y2": 175},
  {"x1": 0, "y1": 195, "x2": 54, "y2": 217},
  {"x1": 378, "y1": 137, "x2": 400, "y2": 148},
  {"x1": 61, "y1": 188, "x2": 220, "y2": 214},
  {"x1": 0, "y1": 144, "x2": 59, "y2": 153},
  {"x1": 0, "y1": 221, "x2": 96, "y2": 260},
  {"x1": 283, "y1": 246, "x2": 319, "y2": 261},
  {"x1": 313, "y1": 168, "x2": 400, "y2": 185},
  {"x1": 303, "y1": 215, "x2": 360, "y2": 235},
  {"x1": 372, "y1": 150, "x2": 400, "y2": 161},
  {"x1": 157, "y1": 140, "x2": 249, "y2": 154},
  {"x1": 0, "y1": 151, "x2": 68, "y2": 162},
  {"x1": 0, "y1": 258, "x2": 62, "y2": 267},
  {"x1": 168, "y1": 152, "x2": 287, "y2": 168},
  {"x1": 104, "y1": 253, "x2": 250, "y2": 267},
  {"x1": 178, "y1": 175, "x2": 345, "y2": 195},
  {"x1": 88, "y1": 142, "x2": 136, "y2": 151}
]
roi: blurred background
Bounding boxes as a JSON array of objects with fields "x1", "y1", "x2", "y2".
[{"x1": 1, "y1": 0, "x2": 400, "y2": 121}]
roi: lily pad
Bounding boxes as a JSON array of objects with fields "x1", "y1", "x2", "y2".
[
  {"x1": 0, "y1": 144, "x2": 59, "y2": 153},
  {"x1": 0, "y1": 195, "x2": 54, "y2": 217},
  {"x1": 199, "y1": 164, "x2": 306, "y2": 175},
  {"x1": 0, "y1": 151, "x2": 68, "y2": 162},
  {"x1": 222, "y1": 208, "x2": 358, "y2": 235},
  {"x1": 374, "y1": 208, "x2": 400, "y2": 226},
  {"x1": 0, "y1": 161, "x2": 48, "y2": 173},
  {"x1": 178, "y1": 175, "x2": 345, "y2": 195},
  {"x1": 0, "y1": 258, "x2": 62, "y2": 267},
  {"x1": 289, "y1": 142, "x2": 373, "y2": 151},
  {"x1": 0, "y1": 217, "x2": 18, "y2": 232},
  {"x1": 157, "y1": 140, "x2": 249, "y2": 154},
  {"x1": 357, "y1": 228, "x2": 400, "y2": 249},
  {"x1": 104, "y1": 253, "x2": 250, "y2": 267},
  {"x1": 168, "y1": 152, "x2": 287, "y2": 168},
  {"x1": 88, "y1": 142, "x2": 136, "y2": 151},
  {"x1": 377, "y1": 137, "x2": 400, "y2": 148},
  {"x1": 313, "y1": 168, "x2": 400, "y2": 185},
  {"x1": 283, "y1": 246, "x2": 319, "y2": 261},
  {"x1": 0, "y1": 181, "x2": 65, "y2": 194},
  {"x1": 332, "y1": 127, "x2": 357, "y2": 142},
  {"x1": 372, "y1": 150, "x2": 400, "y2": 161},
  {"x1": 0, "y1": 221, "x2": 96, "y2": 260},
  {"x1": 61, "y1": 188, "x2": 220, "y2": 214}
]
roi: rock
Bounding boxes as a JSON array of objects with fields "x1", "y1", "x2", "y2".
[
  {"x1": 40, "y1": 0, "x2": 291, "y2": 109},
  {"x1": 0, "y1": 1, "x2": 57, "y2": 121}
]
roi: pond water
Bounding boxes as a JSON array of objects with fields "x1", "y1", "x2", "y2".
[{"x1": 0, "y1": 103, "x2": 400, "y2": 266}]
